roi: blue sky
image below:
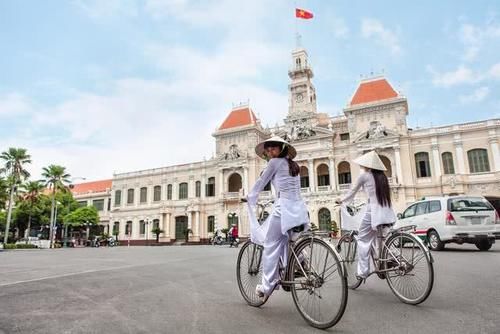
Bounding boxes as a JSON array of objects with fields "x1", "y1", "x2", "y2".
[{"x1": 0, "y1": 0, "x2": 499, "y2": 180}]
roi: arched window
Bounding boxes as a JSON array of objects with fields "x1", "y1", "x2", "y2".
[
  {"x1": 441, "y1": 152, "x2": 455, "y2": 175},
  {"x1": 228, "y1": 173, "x2": 242, "y2": 192},
  {"x1": 113, "y1": 222, "x2": 120, "y2": 235},
  {"x1": 195, "y1": 181, "x2": 201, "y2": 197},
  {"x1": 300, "y1": 166, "x2": 309, "y2": 188},
  {"x1": 167, "y1": 184, "x2": 172, "y2": 200},
  {"x1": 127, "y1": 188, "x2": 134, "y2": 204},
  {"x1": 114, "y1": 190, "x2": 121, "y2": 206},
  {"x1": 140, "y1": 187, "x2": 147, "y2": 203},
  {"x1": 379, "y1": 155, "x2": 392, "y2": 177},
  {"x1": 179, "y1": 182, "x2": 188, "y2": 199},
  {"x1": 318, "y1": 208, "x2": 331, "y2": 231},
  {"x1": 338, "y1": 161, "x2": 351, "y2": 184},
  {"x1": 415, "y1": 152, "x2": 431, "y2": 177},
  {"x1": 153, "y1": 219, "x2": 159, "y2": 230},
  {"x1": 317, "y1": 164, "x2": 330, "y2": 186},
  {"x1": 207, "y1": 216, "x2": 215, "y2": 233},
  {"x1": 153, "y1": 185, "x2": 161, "y2": 201},
  {"x1": 206, "y1": 177, "x2": 215, "y2": 197},
  {"x1": 139, "y1": 220, "x2": 146, "y2": 234},
  {"x1": 125, "y1": 221, "x2": 132, "y2": 236},
  {"x1": 467, "y1": 149, "x2": 490, "y2": 173},
  {"x1": 228, "y1": 213, "x2": 238, "y2": 228}
]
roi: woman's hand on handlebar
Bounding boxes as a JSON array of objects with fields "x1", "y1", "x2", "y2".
[
  {"x1": 335, "y1": 198, "x2": 342, "y2": 205},
  {"x1": 240, "y1": 198, "x2": 248, "y2": 203}
]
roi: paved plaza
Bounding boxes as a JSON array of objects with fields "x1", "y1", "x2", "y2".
[{"x1": 0, "y1": 243, "x2": 499, "y2": 334}]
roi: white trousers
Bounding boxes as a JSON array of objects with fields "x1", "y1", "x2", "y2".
[{"x1": 357, "y1": 207, "x2": 391, "y2": 278}]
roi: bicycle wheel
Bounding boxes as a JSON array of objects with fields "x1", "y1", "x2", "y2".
[
  {"x1": 289, "y1": 237, "x2": 348, "y2": 329},
  {"x1": 236, "y1": 241, "x2": 267, "y2": 307},
  {"x1": 382, "y1": 232, "x2": 434, "y2": 305},
  {"x1": 336, "y1": 233, "x2": 362, "y2": 290}
]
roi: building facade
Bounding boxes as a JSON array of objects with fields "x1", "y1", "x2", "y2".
[{"x1": 72, "y1": 48, "x2": 500, "y2": 244}]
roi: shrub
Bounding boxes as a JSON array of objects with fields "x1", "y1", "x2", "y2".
[{"x1": 15, "y1": 243, "x2": 38, "y2": 249}]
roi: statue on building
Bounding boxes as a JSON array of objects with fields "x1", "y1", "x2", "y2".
[
  {"x1": 219, "y1": 144, "x2": 243, "y2": 160},
  {"x1": 366, "y1": 121, "x2": 388, "y2": 139}
]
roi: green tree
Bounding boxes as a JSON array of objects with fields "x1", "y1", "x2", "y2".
[
  {"x1": 151, "y1": 227, "x2": 164, "y2": 243},
  {"x1": 41, "y1": 165, "x2": 71, "y2": 247},
  {"x1": 0, "y1": 148, "x2": 31, "y2": 244},
  {"x1": 20, "y1": 181, "x2": 44, "y2": 239},
  {"x1": 63, "y1": 206, "x2": 99, "y2": 226},
  {"x1": 0, "y1": 176, "x2": 9, "y2": 209}
]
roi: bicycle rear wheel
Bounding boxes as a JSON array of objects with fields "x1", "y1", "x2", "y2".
[
  {"x1": 289, "y1": 237, "x2": 347, "y2": 329},
  {"x1": 336, "y1": 233, "x2": 362, "y2": 290},
  {"x1": 236, "y1": 241, "x2": 267, "y2": 307},
  {"x1": 382, "y1": 232, "x2": 434, "y2": 305}
]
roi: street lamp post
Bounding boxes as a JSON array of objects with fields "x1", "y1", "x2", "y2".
[{"x1": 145, "y1": 218, "x2": 149, "y2": 246}]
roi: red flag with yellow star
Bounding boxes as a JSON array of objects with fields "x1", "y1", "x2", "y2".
[{"x1": 295, "y1": 8, "x2": 313, "y2": 19}]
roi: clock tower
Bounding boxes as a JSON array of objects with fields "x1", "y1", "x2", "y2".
[{"x1": 287, "y1": 48, "x2": 317, "y2": 118}]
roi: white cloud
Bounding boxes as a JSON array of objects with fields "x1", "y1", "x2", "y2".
[
  {"x1": 459, "y1": 86, "x2": 490, "y2": 104},
  {"x1": 361, "y1": 18, "x2": 401, "y2": 54},
  {"x1": 459, "y1": 22, "x2": 500, "y2": 61},
  {"x1": 428, "y1": 65, "x2": 478, "y2": 87},
  {"x1": 429, "y1": 63, "x2": 500, "y2": 87},
  {"x1": 0, "y1": 93, "x2": 34, "y2": 117}
]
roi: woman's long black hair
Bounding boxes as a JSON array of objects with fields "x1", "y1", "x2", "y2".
[
  {"x1": 371, "y1": 169, "x2": 391, "y2": 207},
  {"x1": 264, "y1": 142, "x2": 300, "y2": 177}
]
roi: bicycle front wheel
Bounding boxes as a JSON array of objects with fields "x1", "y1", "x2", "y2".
[
  {"x1": 382, "y1": 232, "x2": 434, "y2": 305},
  {"x1": 336, "y1": 232, "x2": 362, "y2": 290},
  {"x1": 236, "y1": 241, "x2": 267, "y2": 307},
  {"x1": 289, "y1": 237, "x2": 348, "y2": 329}
]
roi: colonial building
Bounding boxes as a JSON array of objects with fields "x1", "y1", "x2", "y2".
[{"x1": 72, "y1": 47, "x2": 500, "y2": 245}]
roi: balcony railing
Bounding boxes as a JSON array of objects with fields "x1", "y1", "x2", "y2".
[
  {"x1": 317, "y1": 185, "x2": 331, "y2": 192},
  {"x1": 300, "y1": 188, "x2": 310, "y2": 194},
  {"x1": 223, "y1": 192, "x2": 240, "y2": 200},
  {"x1": 339, "y1": 183, "x2": 351, "y2": 191}
]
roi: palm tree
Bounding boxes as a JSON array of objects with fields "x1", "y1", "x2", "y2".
[
  {"x1": 21, "y1": 181, "x2": 44, "y2": 240},
  {"x1": 0, "y1": 176, "x2": 9, "y2": 209},
  {"x1": 41, "y1": 165, "x2": 71, "y2": 248},
  {"x1": 0, "y1": 148, "x2": 31, "y2": 244}
]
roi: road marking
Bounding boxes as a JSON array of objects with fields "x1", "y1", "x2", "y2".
[{"x1": 0, "y1": 262, "x2": 162, "y2": 287}]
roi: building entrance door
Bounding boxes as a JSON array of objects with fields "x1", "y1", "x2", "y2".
[{"x1": 175, "y1": 216, "x2": 188, "y2": 241}]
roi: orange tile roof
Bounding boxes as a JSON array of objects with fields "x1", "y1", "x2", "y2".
[
  {"x1": 219, "y1": 107, "x2": 258, "y2": 130},
  {"x1": 350, "y1": 77, "x2": 398, "y2": 106},
  {"x1": 70, "y1": 179, "x2": 112, "y2": 195}
]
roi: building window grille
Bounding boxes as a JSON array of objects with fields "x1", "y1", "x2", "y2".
[
  {"x1": 92, "y1": 199, "x2": 104, "y2": 211},
  {"x1": 467, "y1": 149, "x2": 490, "y2": 173},
  {"x1": 195, "y1": 181, "x2": 201, "y2": 197},
  {"x1": 317, "y1": 164, "x2": 330, "y2": 186},
  {"x1": 127, "y1": 188, "x2": 134, "y2": 204},
  {"x1": 179, "y1": 182, "x2": 188, "y2": 199},
  {"x1": 300, "y1": 166, "x2": 309, "y2": 188},
  {"x1": 206, "y1": 177, "x2": 215, "y2": 197},
  {"x1": 167, "y1": 184, "x2": 172, "y2": 200},
  {"x1": 140, "y1": 187, "x2": 147, "y2": 203},
  {"x1": 441, "y1": 152, "x2": 455, "y2": 175},
  {"x1": 208, "y1": 216, "x2": 215, "y2": 233},
  {"x1": 415, "y1": 152, "x2": 431, "y2": 177},
  {"x1": 114, "y1": 190, "x2": 121, "y2": 206},
  {"x1": 153, "y1": 185, "x2": 161, "y2": 202}
]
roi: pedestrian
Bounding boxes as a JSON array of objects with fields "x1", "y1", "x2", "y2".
[
  {"x1": 336, "y1": 150, "x2": 396, "y2": 282},
  {"x1": 247, "y1": 136, "x2": 309, "y2": 300}
]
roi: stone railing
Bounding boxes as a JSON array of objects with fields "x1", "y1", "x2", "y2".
[
  {"x1": 339, "y1": 184, "x2": 351, "y2": 191},
  {"x1": 317, "y1": 185, "x2": 331, "y2": 192}
]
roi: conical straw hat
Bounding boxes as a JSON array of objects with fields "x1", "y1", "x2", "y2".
[
  {"x1": 255, "y1": 136, "x2": 297, "y2": 160},
  {"x1": 353, "y1": 150, "x2": 387, "y2": 171}
]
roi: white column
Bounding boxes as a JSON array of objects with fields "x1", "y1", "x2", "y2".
[
  {"x1": 169, "y1": 214, "x2": 176, "y2": 239},
  {"x1": 329, "y1": 158, "x2": 336, "y2": 191},
  {"x1": 187, "y1": 211, "x2": 192, "y2": 229},
  {"x1": 431, "y1": 143, "x2": 442, "y2": 178},
  {"x1": 308, "y1": 159, "x2": 315, "y2": 192},
  {"x1": 132, "y1": 219, "x2": 140, "y2": 240},
  {"x1": 189, "y1": 177, "x2": 195, "y2": 198},
  {"x1": 454, "y1": 141, "x2": 465, "y2": 174},
  {"x1": 243, "y1": 167, "x2": 249, "y2": 196},
  {"x1": 394, "y1": 147, "x2": 403, "y2": 184},
  {"x1": 489, "y1": 136, "x2": 500, "y2": 172},
  {"x1": 218, "y1": 170, "x2": 224, "y2": 196},
  {"x1": 194, "y1": 211, "x2": 200, "y2": 238},
  {"x1": 172, "y1": 183, "x2": 178, "y2": 200}
]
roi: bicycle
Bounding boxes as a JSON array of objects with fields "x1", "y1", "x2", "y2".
[
  {"x1": 336, "y1": 204, "x2": 434, "y2": 305},
  {"x1": 236, "y1": 199, "x2": 348, "y2": 329}
]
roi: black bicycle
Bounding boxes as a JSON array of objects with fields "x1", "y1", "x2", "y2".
[{"x1": 236, "y1": 199, "x2": 348, "y2": 329}]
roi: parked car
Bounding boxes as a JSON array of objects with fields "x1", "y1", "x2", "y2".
[{"x1": 396, "y1": 196, "x2": 500, "y2": 251}]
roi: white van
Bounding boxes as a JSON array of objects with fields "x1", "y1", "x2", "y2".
[{"x1": 396, "y1": 196, "x2": 500, "y2": 251}]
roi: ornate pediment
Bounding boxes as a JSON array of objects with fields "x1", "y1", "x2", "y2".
[
  {"x1": 218, "y1": 144, "x2": 244, "y2": 161},
  {"x1": 353, "y1": 121, "x2": 398, "y2": 143}
]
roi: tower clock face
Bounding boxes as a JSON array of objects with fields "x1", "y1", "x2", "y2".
[{"x1": 296, "y1": 93, "x2": 304, "y2": 103}]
